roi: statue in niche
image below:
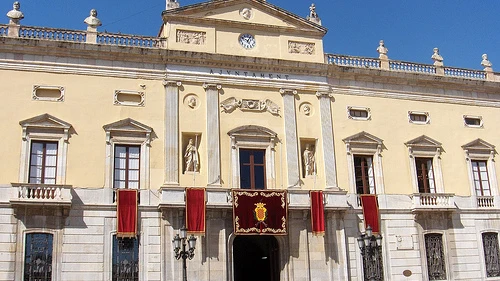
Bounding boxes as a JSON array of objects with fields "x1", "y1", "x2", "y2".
[
  {"x1": 7, "y1": 1, "x2": 24, "y2": 24},
  {"x1": 84, "y1": 9, "x2": 102, "y2": 28},
  {"x1": 303, "y1": 144, "x2": 315, "y2": 176},
  {"x1": 184, "y1": 138, "x2": 200, "y2": 172}
]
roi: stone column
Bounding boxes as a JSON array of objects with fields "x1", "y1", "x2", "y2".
[
  {"x1": 280, "y1": 88, "x2": 300, "y2": 188},
  {"x1": 316, "y1": 91, "x2": 338, "y2": 189},
  {"x1": 163, "y1": 81, "x2": 182, "y2": 186},
  {"x1": 204, "y1": 83, "x2": 222, "y2": 186}
]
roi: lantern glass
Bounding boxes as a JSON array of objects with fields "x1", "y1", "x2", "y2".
[
  {"x1": 173, "y1": 234, "x2": 181, "y2": 249},
  {"x1": 365, "y1": 225, "x2": 373, "y2": 238},
  {"x1": 376, "y1": 235, "x2": 383, "y2": 247},
  {"x1": 188, "y1": 235, "x2": 197, "y2": 250},
  {"x1": 357, "y1": 237, "x2": 365, "y2": 249},
  {"x1": 180, "y1": 227, "x2": 188, "y2": 239}
]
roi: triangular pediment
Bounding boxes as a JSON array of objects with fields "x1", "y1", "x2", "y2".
[
  {"x1": 405, "y1": 135, "x2": 442, "y2": 148},
  {"x1": 228, "y1": 125, "x2": 277, "y2": 139},
  {"x1": 162, "y1": 0, "x2": 327, "y2": 35},
  {"x1": 103, "y1": 118, "x2": 152, "y2": 134},
  {"x1": 462, "y1": 138, "x2": 495, "y2": 152},
  {"x1": 342, "y1": 131, "x2": 384, "y2": 146},
  {"x1": 19, "y1": 113, "x2": 72, "y2": 130}
]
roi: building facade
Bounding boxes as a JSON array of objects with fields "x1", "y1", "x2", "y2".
[{"x1": 1, "y1": 0, "x2": 500, "y2": 280}]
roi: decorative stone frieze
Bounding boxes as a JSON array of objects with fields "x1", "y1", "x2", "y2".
[
  {"x1": 176, "y1": 29, "x2": 206, "y2": 45},
  {"x1": 288, "y1": 41, "x2": 315, "y2": 55},
  {"x1": 220, "y1": 97, "x2": 279, "y2": 115}
]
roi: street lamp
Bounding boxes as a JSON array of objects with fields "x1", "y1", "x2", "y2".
[
  {"x1": 172, "y1": 226, "x2": 197, "y2": 281},
  {"x1": 357, "y1": 225, "x2": 383, "y2": 281}
]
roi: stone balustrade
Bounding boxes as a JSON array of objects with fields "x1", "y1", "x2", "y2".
[
  {"x1": 444, "y1": 66, "x2": 486, "y2": 79},
  {"x1": 9, "y1": 183, "x2": 72, "y2": 208},
  {"x1": 96, "y1": 32, "x2": 165, "y2": 48},
  {"x1": 411, "y1": 193, "x2": 456, "y2": 211},
  {"x1": 327, "y1": 54, "x2": 380, "y2": 69},
  {"x1": 390, "y1": 60, "x2": 436, "y2": 74},
  {"x1": 326, "y1": 53, "x2": 495, "y2": 81},
  {"x1": 19, "y1": 26, "x2": 86, "y2": 42},
  {"x1": 0, "y1": 24, "x2": 7, "y2": 36},
  {"x1": 477, "y1": 196, "x2": 495, "y2": 208}
]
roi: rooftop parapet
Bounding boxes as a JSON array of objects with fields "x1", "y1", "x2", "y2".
[{"x1": 0, "y1": 3, "x2": 497, "y2": 82}]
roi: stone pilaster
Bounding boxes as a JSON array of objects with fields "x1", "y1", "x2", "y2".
[
  {"x1": 316, "y1": 91, "x2": 338, "y2": 189},
  {"x1": 163, "y1": 81, "x2": 182, "y2": 186},
  {"x1": 204, "y1": 83, "x2": 222, "y2": 186},
  {"x1": 280, "y1": 88, "x2": 300, "y2": 188}
]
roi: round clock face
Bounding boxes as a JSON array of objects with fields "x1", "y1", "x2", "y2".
[{"x1": 239, "y1": 34, "x2": 256, "y2": 49}]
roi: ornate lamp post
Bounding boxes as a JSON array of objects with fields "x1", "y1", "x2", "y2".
[
  {"x1": 357, "y1": 225, "x2": 383, "y2": 281},
  {"x1": 172, "y1": 226, "x2": 197, "y2": 281}
]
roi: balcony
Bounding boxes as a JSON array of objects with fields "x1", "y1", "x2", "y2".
[
  {"x1": 477, "y1": 196, "x2": 495, "y2": 208},
  {"x1": 411, "y1": 193, "x2": 456, "y2": 212},
  {"x1": 9, "y1": 183, "x2": 72, "y2": 209}
]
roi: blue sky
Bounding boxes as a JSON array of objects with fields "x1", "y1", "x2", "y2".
[{"x1": 6, "y1": 0, "x2": 499, "y2": 70}]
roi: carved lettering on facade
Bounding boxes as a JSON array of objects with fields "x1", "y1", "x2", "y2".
[
  {"x1": 209, "y1": 69, "x2": 290, "y2": 80},
  {"x1": 220, "y1": 97, "x2": 280, "y2": 115},
  {"x1": 288, "y1": 41, "x2": 315, "y2": 55},
  {"x1": 176, "y1": 29, "x2": 206, "y2": 45}
]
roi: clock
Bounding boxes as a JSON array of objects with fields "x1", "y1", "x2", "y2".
[{"x1": 239, "y1": 33, "x2": 256, "y2": 49}]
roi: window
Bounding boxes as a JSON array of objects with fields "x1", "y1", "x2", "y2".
[
  {"x1": 29, "y1": 141, "x2": 58, "y2": 184},
  {"x1": 24, "y1": 233, "x2": 53, "y2": 281},
  {"x1": 354, "y1": 155, "x2": 375, "y2": 194},
  {"x1": 472, "y1": 160, "x2": 491, "y2": 196},
  {"x1": 347, "y1": 106, "x2": 371, "y2": 120},
  {"x1": 343, "y1": 131, "x2": 385, "y2": 195},
  {"x1": 415, "y1": 157, "x2": 436, "y2": 193},
  {"x1": 424, "y1": 233, "x2": 447, "y2": 280},
  {"x1": 462, "y1": 139, "x2": 498, "y2": 206},
  {"x1": 464, "y1": 115, "x2": 482, "y2": 128},
  {"x1": 239, "y1": 149, "x2": 266, "y2": 189},
  {"x1": 408, "y1": 111, "x2": 430, "y2": 124},
  {"x1": 112, "y1": 236, "x2": 139, "y2": 281},
  {"x1": 114, "y1": 145, "x2": 140, "y2": 189},
  {"x1": 405, "y1": 135, "x2": 444, "y2": 194},
  {"x1": 482, "y1": 232, "x2": 500, "y2": 277},
  {"x1": 228, "y1": 125, "x2": 277, "y2": 189},
  {"x1": 19, "y1": 114, "x2": 72, "y2": 184},
  {"x1": 103, "y1": 119, "x2": 154, "y2": 190}
]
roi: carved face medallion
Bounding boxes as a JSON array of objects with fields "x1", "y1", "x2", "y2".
[
  {"x1": 239, "y1": 34, "x2": 256, "y2": 49},
  {"x1": 240, "y1": 8, "x2": 252, "y2": 20}
]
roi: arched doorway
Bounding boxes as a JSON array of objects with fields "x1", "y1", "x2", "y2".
[{"x1": 233, "y1": 235, "x2": 280, "y2": 281}]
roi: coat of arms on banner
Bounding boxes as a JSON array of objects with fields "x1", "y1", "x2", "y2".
[{"x1": 232, "y1": 190, "x2": 287, "y2": 235}]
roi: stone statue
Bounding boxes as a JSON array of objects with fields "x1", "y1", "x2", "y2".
[
  {"x1": 303, "y1": 144, "x2": 315, "y2": 176},
  {"x1": 306, "y1": 3, "x2": 321, "y2": 25},
  {"x1": 481, "y1": 54, "x2": 493, "y2": 69},
  {"x1": 431, "y1": 48, "x2": 444, "y2": 66},
  {"x1": 6, "y1": 1, "x2": 23, "y2": 25},
  {"x1": 184, "y1": 138, "x2": 199, "y2": 172},
  {"x1": 166, "y1": 0, "x2": 180, "y2": 10},
  {"x1": 377, "y1": 40, "x2": 388, "y2": 59},
  {"x1": 84, "y1": 9, "x2": 102, "y2": 29}
]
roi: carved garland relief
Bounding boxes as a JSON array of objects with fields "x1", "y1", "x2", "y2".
[
  {"x1": 220, "y1": 97, "x2": 280, "y2": 115},
  {"x1": 288, "y1": 41, "x2": 315, "y2": 55},
  {"x1": 176, "y1": 29, "x2": 206, "y2": 45}
]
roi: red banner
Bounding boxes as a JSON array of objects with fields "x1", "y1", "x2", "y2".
[
  {"x1": 117, "y1": 189, "x2": 138, "y2": 238},
  {"x1": 232, "y1": 190, "x2": 287, "y2": 235},
  {"x1": 360, "y1": 194, "x2": 380, "y2": 233},
  {"x1": 186, "y1": 188, "x2": 206, "y2": 234},
  {"x1": 310, "y1": 191, "x2": 325, "y2": 235}
]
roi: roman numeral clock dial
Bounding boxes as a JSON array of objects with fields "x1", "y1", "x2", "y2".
[{"x1": 239, "y1": 33, "x2": 256, "y2": 49}]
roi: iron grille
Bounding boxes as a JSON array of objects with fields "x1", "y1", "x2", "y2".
[
  {"x1": 425, "y1": 233, "x2": 447, "y2": 280},
  {"x1": 483, "y1": 232, "x2": 500, "y2": 277},
  {"x1": 112, "y1": 236, "x2": 139, "y2": 281},
  {"x1": 362, "y1": 245, "x2": 384, "y2": 281},
  {"x1": 24, "y1": 233, "x2": 53, "y2": 281}
]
